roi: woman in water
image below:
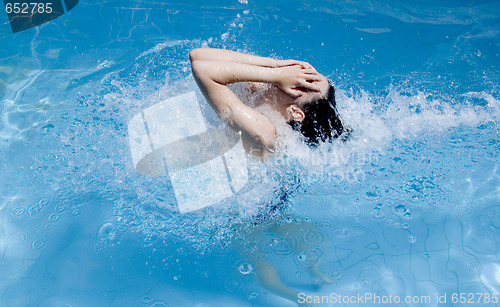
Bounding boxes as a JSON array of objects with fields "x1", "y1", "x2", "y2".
[
  {"x1": 189, "y1": 48, "x2": 344, "y2": 153},
  {"x1": 190, "y1": 48, "x2": 341, "y2": 306}
]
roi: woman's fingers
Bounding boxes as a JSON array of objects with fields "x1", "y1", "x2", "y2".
[
  {"x1": 303, "y1": 74, "x2": 322, "y2": 83},
  {"x1": 276, "y1": 64, "x2": 324, "y2": 97},
  {"x1": 279, "y1": 59, "x2": 317, "y2": 71},
  {"x1": 303, "y1": 69, "x2": 318, "y2": 74},
  {"x1": 279, "y1": 60, "x2": 297, "y2": 67},
  {"x1": 300, "y1": 68, "x2": 321, "y2": 79},
  {"x1": 286, "y1": 88, "x2": 302, "y2": 98},
  {"x1": 295, "y1": 60, "x2": 314, "y2": 70},
  {"x1": 292, "y1": 73, "x2": 321, "y2": 91},
  {"x1": 277, "y1": 59, "x2": 306, "y2": 68},
  {"x1": 299, "y1": 80, "x2": 321, "y2": 92}
]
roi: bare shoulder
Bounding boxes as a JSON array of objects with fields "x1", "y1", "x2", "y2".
[{"x1": 229, "y1": 81, "x2": 267, "y2": 93}]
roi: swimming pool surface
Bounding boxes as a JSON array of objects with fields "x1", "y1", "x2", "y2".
[{"x1": 1, "y1": 0, "x2": 499, "y2": 306}]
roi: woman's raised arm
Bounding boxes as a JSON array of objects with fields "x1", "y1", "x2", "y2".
[
  {"x1": 190, "y1": 50, "x2": 321, "y2": 149},
  {"x1": 191, "y1": 59, "x2": 279, "y2": 149},
  {"x1": 189, "y1": 48, "x2": 278, "y2": 67},
  {"x1": 189, "y1": 48, "x2": 316, "y2": 70}
]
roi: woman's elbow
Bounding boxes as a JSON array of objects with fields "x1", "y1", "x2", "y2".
[
  {"x1": 189, "y1": 48, "x2": 206, "y2": 62},
  {"x1": 190, "y1": 59, "x2": 207, "y2": 79}
]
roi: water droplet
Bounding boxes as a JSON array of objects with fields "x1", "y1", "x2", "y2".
[
  {"x1": 408, "y1": 235, "x2": 417, "y2": 244},
  {"x1": 72, "y1": 209, "x2": 81, "y2": 216},
  {"x1": 41, "y1": 124, "x2": 54, "y2": 133},
  {"x1": 404, "y1": 212, "x2": 412, "y2": 219},
  {"x1": 224, "y1": 278, "x2": 242, "y2": 292},
  {"x1": 238, "y1": 262, "x2": 253, "y2": 275},
  {"x1": 344, "y1": 204, "x2": 361, "y2": 217},
  {"x1": 44, "y1": 223, "x2": 55, "y2": 231},
  {"x1": 143, "y1": 235, "x2": 157, "y2": 246},
  {"x1": 55, "y1": 204, "x2": 68, "y2": 213},
  {"x1": 267, "y1": 236, "x2": 295, "y2": 255},
  {"x1": 48, "y1": 214, "x2": 61, "y2": 223},
  {"x1": 248, "y1": 291, "x2": 259, "y2": 299},
  {"x1": 97, "y1": 222, "x2": 116, "y2": 241},
  {"x1": 329, "y1": 207, "x2": 341, "y2": 217},
  {"x1": 394, "y1": 204, "x2": 406, "y2": 213},
  {"x1": 334, "y1": 228, "x2": 352, "y2": 239},
  {"x1": 32, "y1": 240, "x2": 45, "y2": 250},
  {"x1": 173, "y1": 276, "x2": 178, "y2": 281},
  {"x1": 297, "y1": 248, "x2": 322, "y2": 266},
  {"x1": 10, "y1": 207, "x2": 25, "y2": 219},
  {"x1": 465, "y1": 263, "x2": 478, "y2": 271},
  {"x1": 142, "y1": 296, "x2": 151, "y2": 304},
  {"x1": 28, "y1": 199, "x2": 48, "y2": 216},
  {"x1": 423, "y1": 252, "x2": 429, "y2": 258},
  {"x1": 303, "y1": 230, "x2": 325, "y2": 245},
  {"x1": 370, "y1": 205, "x2": 384, "y2": 220},
  {"x1": 8, "y1": 232, "x2": 27, "y2": 245},
  {"x1": 317, "y1": 221, "x2": 332, "y2": 230},
  {"x1": 402, "y1": 223, "x2": 409, "y2": 229}
]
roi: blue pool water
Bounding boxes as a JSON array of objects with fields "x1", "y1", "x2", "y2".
[{"x1": 1, "y1": 0, "x2": 499, "y2": 306}]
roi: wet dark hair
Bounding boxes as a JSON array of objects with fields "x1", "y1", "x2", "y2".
[{"x1": 289, "y1": 83, "x2": 345, "y2": 146}]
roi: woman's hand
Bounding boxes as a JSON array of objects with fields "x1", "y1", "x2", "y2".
[
  {"x1": 273, "y1": 65, "x2": 322, "y2": 98},
  {"x1": 274, "y1": 59, "x2": 316, "y2": 70}
]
